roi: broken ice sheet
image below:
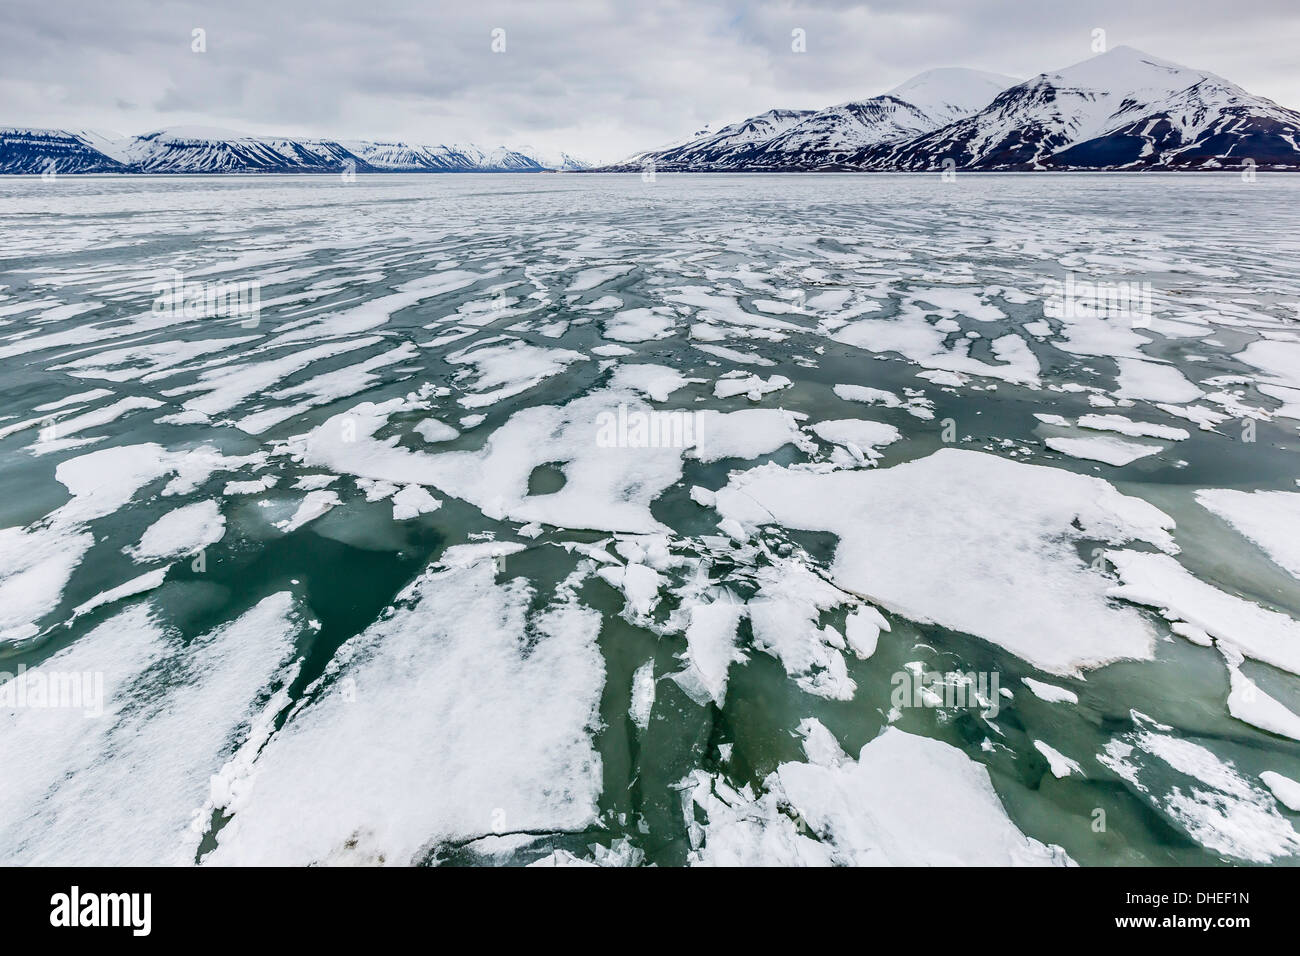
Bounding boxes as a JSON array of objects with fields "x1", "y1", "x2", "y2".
[
  {"x1": 687, "y1": 720, "x2": 1072, "y2": 866},
  {"x1": 8, "y1": 173, "x2": 1300, "y2": 867},
  {"x1": 205, "y1": 562, "x2": 605, "y2": 865},
  {"x1": 1098, "y1": 713, "x2": 1300, "y2": 863},
  {"x1": 712, "y1": 448, "x2": 1177, "y2": 675}
]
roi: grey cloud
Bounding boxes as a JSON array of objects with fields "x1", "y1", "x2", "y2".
[{"x1": 1, "y1": 0, "x2": 1297, "y2": 163}]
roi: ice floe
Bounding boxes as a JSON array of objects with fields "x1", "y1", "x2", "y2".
[
  {"x1": 205, "y1": 562, "x2": 604, "y2": 865},
  {"x1": 1105, "y1": 549, "x2": 1300, "y2": 675},
  {"x1": 1260, "y1": 771, "x2": 1300, "y2": 812},
  {"x1": 1225, "y1": 665, "x2": 1300, "y2": 741},
  {"x1": 712, "y1": 449, "x2": 1176, "y2": 674},
  {"x1": 1195, "y1": 489, "x2": 1300, "y2": 579},
  {"x1": 1021, "y1": 677, "x2": 1079, "y2": 704},
  {"x1": 1046, "y1": 435, "x2": 1164, "y2": 466},
  {"x1": 688, "y1": 723, "x2": 1072, "y2": 866},
  {"x1": 1098, "y1": 713, "x2": 1300, "y2": 862},
  {"x1": 127, "y1": 499, "x2": 225, "y2": 561},
  {"x1": 1034, "y1": 740, "x2": 1084, "y2": 778},
  {"x1": 1113, "y1": 357, "x2": 1202, "y2": 404},
  {"x1": 276, "y1": 490, "x2": 340, "y2": 532},
  {"x1": 0, "y1": 594, "x2": 302, "y2": 864}
]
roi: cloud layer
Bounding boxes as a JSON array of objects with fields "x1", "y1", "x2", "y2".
[{"x1": 3, "y1": 0, "x2": 1298, "y2": 164}]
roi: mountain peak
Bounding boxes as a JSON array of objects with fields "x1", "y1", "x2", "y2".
[
  {"x1": 884, "y1": 67, "x2": 1020, "y2": 124},
  {"x1": 886, "y1": 66, "x2": 1020, "y2": 99},
  {"x1": 1046, "y1": 44, "x2": 1229, "y2": 95}
]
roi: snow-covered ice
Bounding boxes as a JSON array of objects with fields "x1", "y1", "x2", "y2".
[{"x1": 5, "y1": 172, "x2": 1300, "y2": 867}]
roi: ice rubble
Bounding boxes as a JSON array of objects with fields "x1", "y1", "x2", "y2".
[
  {"x1": 597, "y1": 562, "x2": 664, "y2": 619},
  {"x1": 9, "y1": 175, "x2": 1300, "y2": 868},
  {"x1": 747, "y1": 559, "x2": 859, "y2": 699}
]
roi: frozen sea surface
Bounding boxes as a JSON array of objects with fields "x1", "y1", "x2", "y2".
[{"x1": 1, "y1": 172, "x2": 1299, "y2": 865}]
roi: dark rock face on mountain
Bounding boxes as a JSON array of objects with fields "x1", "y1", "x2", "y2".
[{"x1": 0, "y1": 129, "x2": 127, "y2": 174}]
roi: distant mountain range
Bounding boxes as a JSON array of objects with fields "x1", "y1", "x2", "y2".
[
  {"x1": 0, "y1": 126, "x2": 592, "y2": 174},
  {"x1": 602, "y1": 46, "x2": 1300, "y2": 172},
  {"x1": 8, "y1": 47, "x2": 1298, "y2": 175}
]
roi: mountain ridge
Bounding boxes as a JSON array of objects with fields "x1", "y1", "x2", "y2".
[
  {"x1": 602, "y1": 46, "x2": 1300, "y2": 172},
  {"x1": 0, "y1": 126, "x2": 591, "y2": 174},
  {"x1": 7, "y1": 46, "x2": 1298, "y2": 174}
]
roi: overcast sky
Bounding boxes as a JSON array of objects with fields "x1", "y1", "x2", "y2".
[{"x1": 3, "y1": 0, "x2": 1298, "y2": 164}]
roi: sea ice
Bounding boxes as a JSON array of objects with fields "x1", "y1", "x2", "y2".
[{"x1": 712, "y1": 449, "x2": 1176, "y2": 674}]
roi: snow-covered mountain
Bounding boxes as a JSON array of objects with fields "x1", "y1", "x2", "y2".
[
  {"x1": 120, "y1": 128, "x2": 361, "y2": 173},
  {"x1": 9, "y1": 47, "x2": 1296, "y2": 175},
  {"x1": 604, "y1": 68, "x2": 1016, "y2": 171},
  {"x1": 337, "y1": 140, "x2": 489, "y2": 172},
  {"x1": 856, "y1": 46, "x2": 1300, "y2": 170},
  {"x1": 604, "y1": 47, "x2": 1300, "y2": 172},
  {"x1": 338, "y1": 139, "x2": 550, "y2": 172},
  {"x1": 615, "y1": 109, "x2": 816, "y2": 170},
  {"x1": 512, "y1": 146, "x2": 593, "y2": 171},
  {"x1": 0, "y1": 128, "x2": 129, "y2": 173},
  {"x1": 746, "y1": 70, "x2": 1019, "y2": 169},
  {"x1": 0, "y1": 127, "x2": 567, "y2": 174},
  {"x1": 885, "y1": 68, "x2": 1026, "y2": 127},
  {"x1": 745, "y1": 100, "x2": 938, "y2": 168}
]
